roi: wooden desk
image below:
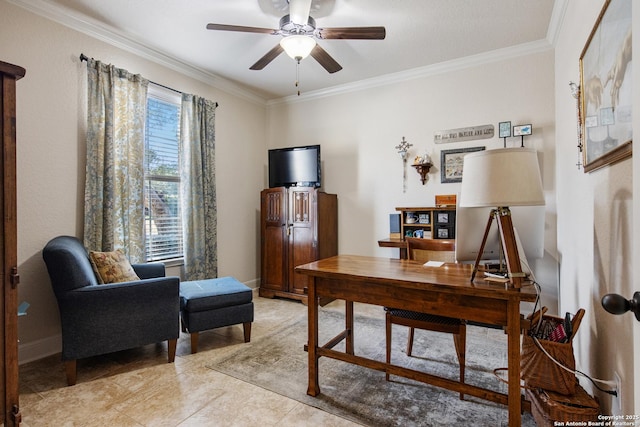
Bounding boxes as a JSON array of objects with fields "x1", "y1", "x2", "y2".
[{"x1": 295, "y1": 255, "x2": 537, "y2": 427}]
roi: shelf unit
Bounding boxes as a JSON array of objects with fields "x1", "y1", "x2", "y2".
[{"x1": 396, "y1": 206, "x2": 457, "y2": 240}]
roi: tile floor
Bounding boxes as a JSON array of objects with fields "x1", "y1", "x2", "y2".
[{"x1": 18, "y1": 292, "x2": 370, "y2": 426}]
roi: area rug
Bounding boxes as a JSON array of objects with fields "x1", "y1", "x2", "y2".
[{"x1": 205, "y1": 309, "x2": 535, "y2": 427}]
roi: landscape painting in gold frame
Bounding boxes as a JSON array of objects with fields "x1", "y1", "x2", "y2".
[{"x1": 579, "y1": 0, "x2": 632, "y2": 172}]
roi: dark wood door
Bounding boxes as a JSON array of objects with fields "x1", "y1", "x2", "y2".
[
  {"x1": 0, "y1": 60, "x2": 24, "y2": 427},
  {"x1": 288, "y1": 188, "x2": 317, "y2": 295},
  {"x1": 260, "y1": 187, "x2": 287, "y2": 292}
]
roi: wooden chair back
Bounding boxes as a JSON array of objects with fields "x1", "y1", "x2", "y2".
[{"x1": 405, "y1": 237, "x2": 455, "y2": 263}]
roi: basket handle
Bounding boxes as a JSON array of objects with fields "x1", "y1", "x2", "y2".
[
  {"x1": 527, "y1": 306, "x2": 548, "y2": 324},
  {"x1": 569, "y1": 309, "x2": 585, "y2": 342}
]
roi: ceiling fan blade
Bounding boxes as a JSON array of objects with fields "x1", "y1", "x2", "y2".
[
  {"x1": 289, "y1": 0, "x2": 312, "y2": 25},
  {"x1": 250, "y1": 44, "x2": 285, "y2": 70},
  {"x1": 316, "y1": 26, "x2": 386, "y2": 40},
  {"x1": 310, "y1": 44, "x2": 342, "y2": 74},
  {"x1": 206, "y1": 23, "x2": 278, "y2": 35}
]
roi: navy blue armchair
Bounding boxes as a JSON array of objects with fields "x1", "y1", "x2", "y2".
[{"x1": 42, "y1": 236, "x2": 180, "y2": 385}]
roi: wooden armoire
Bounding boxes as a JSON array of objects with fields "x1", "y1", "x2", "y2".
[
  {"x1": 260, "y1": 187, "x2": 337, "y2": 304},
  {"x1": 0, "y1": 60, "x2": 25, "y2": 426}
]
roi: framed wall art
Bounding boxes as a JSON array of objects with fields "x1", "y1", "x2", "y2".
[
  {"x1": 499, "y1": 121, "x2": 511, "y2": 138},
  {"x1": 437, "y1": 228, "x2": 450, "y2": 239},
  {"x1": 513, "y1": 124, "x2": 532, "y2": 136},
  {"x1": 580, "y1": 0, "x2": 632, "y2": 172},
  {"x1": 440, "y1": 146, "x2": 485, "y2": 183}
]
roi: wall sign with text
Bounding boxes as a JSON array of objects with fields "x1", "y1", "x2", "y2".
[{"x1": 434, "y1": 124, "x2": 494, "y2": 144}]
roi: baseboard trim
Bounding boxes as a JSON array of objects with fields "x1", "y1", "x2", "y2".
[
  {"x1": 244, "y1": 278, "x2": 259, "y2": 289},
  {"x1": 19, "y1": 334, "x2": 61, "y2": 365}
]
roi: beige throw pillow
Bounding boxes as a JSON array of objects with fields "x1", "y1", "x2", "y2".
[{"x1": 89, "y1": 249, "x2": 140, "y2": 284}]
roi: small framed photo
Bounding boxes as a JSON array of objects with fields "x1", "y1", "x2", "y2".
[
  {"x1": 499, "y1": 121, "x2": 511, "y2": 138},
  {"x1": 440, "y1": 146, "x2": 485, "y2": 183},
  {"x1": 437, "y1": 228, "x2": 449, "y2": 239},
  {"x1": 513, "y1": 124, "x2": 532, "y2": 136},
  {"x1": 437, "y1": 212, "x2": 449, "y2": 224}
]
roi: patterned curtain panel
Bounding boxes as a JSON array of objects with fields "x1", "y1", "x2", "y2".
[
  {"x1": 84, "y1": 59, "x2": 148, "y2": 262},
  {"x1": 180, "y1": 94, "x2": 218, "y2": 280}
]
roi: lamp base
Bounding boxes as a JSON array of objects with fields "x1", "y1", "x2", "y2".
[
  {"x1": 471, "y1": 207, "x2": 525, "y2": 289},
  {"x1": 483, "y1": 262, "x2": 504, "y2": 273}
]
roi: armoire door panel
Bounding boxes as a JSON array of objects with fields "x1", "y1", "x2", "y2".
[
  {"x1": 262, "y1": 227, "x2": 287, "y2": 290},
  {"x1": 260, "y1": 187, "x2": 288, "y2": 292},
  {"x1": 264, "y1": 188, "x2": 287, "y2": 225},
  {"x1": 289, "y1": 226, "x2": 315, "y2": 294},
  {"x1": 290, "y1": 189, "x2": 310, "y2": 223}
]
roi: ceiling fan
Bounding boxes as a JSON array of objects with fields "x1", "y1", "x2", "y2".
[{"x1": 206, "y1": 0, "x2": 386, "y2": 73}]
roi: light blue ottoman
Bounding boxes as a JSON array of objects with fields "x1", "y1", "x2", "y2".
[{"x1": 179, "y1": 277, "x2": 254, "y2": 353}]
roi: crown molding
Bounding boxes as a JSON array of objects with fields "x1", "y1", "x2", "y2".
[
  {"x1": 546, "y1": 0, "x2": 569, "y2": 47},
  {"x1": 270, "y1": 1, "x2": 565, "y2": 106},
  {"x1": 268, "y1": 38, "x2": 553, "y2": 106},
  {"x1": 11, "y1": 0, "x2": 560, "y2": 109},
  {"x1": 8, "y1": 0, "x2": 268, "y2": 106}
]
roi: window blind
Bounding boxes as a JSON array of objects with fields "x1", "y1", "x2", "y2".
[{"x1": 144, "y1": 89, "x2": 183, "y2": 261}]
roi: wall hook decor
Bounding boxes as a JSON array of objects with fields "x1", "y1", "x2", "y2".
[
  {"x1": 395, "y1": 136, "x2": 413, "y2": 192},
  {"x1": 412, "y1": 154, "x2": 432, "y2": 185},
  {"x1": 569, "y1": 81, "x2": 583, "y2": 170},
  {"x1": 601, "y1": 292, "x2": 640, "y2": 321}
]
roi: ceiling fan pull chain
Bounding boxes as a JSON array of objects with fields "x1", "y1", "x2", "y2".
[{"x1": 296, "y1": 58, "x2": 301, "y2": 96}]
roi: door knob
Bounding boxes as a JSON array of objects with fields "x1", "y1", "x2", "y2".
[{"x1": 601, "y1": 292, "x2": 640, "y2": 321}]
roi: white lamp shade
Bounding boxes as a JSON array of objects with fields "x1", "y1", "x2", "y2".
[
  {"x1": 280, "y1": 35, "x2": 316, "y2": 60},
  {"x1": 459, "y1": 148, "x2": 545, "y2": 207}
]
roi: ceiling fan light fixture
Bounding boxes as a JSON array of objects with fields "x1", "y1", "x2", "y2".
[{"x1": 280, "y1": 35, "x2": 316, "y2": 61}]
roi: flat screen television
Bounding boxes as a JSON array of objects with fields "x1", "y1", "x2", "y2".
[{"x1": 268, "y1": 145, "x2": 321, "y2": 188}]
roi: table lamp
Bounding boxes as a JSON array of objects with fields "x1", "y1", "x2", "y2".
[{"x1": 459, "y1": 148, "x2": 545, "y2": 288}]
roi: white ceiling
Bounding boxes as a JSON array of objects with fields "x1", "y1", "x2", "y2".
[{"x1": 14, "y1": 0, "x2": 560, "y2": 101}]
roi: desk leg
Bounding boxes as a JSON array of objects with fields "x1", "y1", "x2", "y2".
[
  {"x1": 307, "y1": 277, "x2": 320, "y2": 396},
  {"x1": 507, "y1": 298, "x2": 521, "y2": 427},
  {"x1": 345, "y1": 300, "x2": 354, "y2": 355}
]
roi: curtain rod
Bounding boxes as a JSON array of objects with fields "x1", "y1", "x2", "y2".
[{"x1": 79, "y1": 53, "x2": 219, "y2": 107}]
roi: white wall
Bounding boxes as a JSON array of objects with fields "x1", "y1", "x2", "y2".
[
  {"x1": 555, "y1": 0, "x2": 635, "y2": 415},
  {"x1": 1, "y1": 2, "x2": 267, "y2": 363},
  {"x1": 267, "y1": 50, "x2": 558, "y2": 311}
]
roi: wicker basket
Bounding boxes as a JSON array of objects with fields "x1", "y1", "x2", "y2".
[
  {"x1": 526, "y1": 384, "x2": 599, "y2": 427},
  {"x1": 521, "y1": 308, "x2": 585, "y2": 395}
]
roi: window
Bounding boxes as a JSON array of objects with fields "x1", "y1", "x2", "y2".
[{"x1": 144, "y1": 85, "x2": 183, "y2": 261}]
